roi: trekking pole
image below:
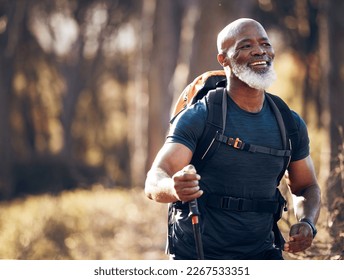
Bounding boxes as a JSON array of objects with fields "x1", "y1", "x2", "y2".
[{"x1": 183, "y1": 165, "x2": 204, "y2": 260}]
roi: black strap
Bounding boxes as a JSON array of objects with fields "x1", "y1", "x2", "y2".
[
  {"x1": 191, "y1": 88, "x2": 227, "y2": 171},
  {"x1": 207, "y1": 195, "x2": 280, "y2": 213},
  {"x1": 272, "y1": 188, "x2": 288, "y2": 250},
  {"x1": 215, "y1": 133, "x2": 292, "y2": 157},
  {"x1": 265, "y1": 93, "x2": 299, "y2": 185},
  {"x1": 272, "y1": 222, "x2": 285, "y2": 250},
  {"x1": 266, "y1": 93, "x2": 299, "y2": 149},
  {"x1": 166, "y1": 202, "x2": 175, "y2": 254},
  {"x1": 207, "y1": 189, "x2": 287, "y2": 250}
]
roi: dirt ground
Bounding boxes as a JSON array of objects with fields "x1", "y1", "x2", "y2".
[{"x1": 0, "y1": 186, "x2": 342, "y2": 260}]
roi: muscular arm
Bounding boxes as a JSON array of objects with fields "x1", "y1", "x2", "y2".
[
  {"x1": 286, "y1": 155, "x2": 321, "y2": 223},
  {"x1": 145, "y1": 142, "x2": 203, "y2": 203},
  {"x1": 284, "y1": 155, "x2": 321, "y2": 253}
]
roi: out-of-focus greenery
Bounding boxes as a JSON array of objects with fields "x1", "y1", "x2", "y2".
[{"x1": 0, "y1": 186, "x2": 167, "y2": 260}]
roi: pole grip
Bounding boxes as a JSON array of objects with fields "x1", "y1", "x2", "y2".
[
  {"x1": 182, "y1": 165, "x2": 201, "y2": 219},
  {"x1": 182, "y1": 165, "x2": 204, "y2": 259},
  {"x1": 189, "y1": 199, "x2": 201, "y2": 218}
]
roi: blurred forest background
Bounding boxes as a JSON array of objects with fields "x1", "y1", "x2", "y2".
[{"x1": 0, "y1": 0, "x2": 343, "y2": 260}]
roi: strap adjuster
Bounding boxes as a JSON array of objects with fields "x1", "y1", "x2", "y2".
[
  {"x1": 220, "y1": 197, "x2": 244, "y2": 211},
  {"x1": 234, "y1": 138, "x2": 243, "y2": 149},
  {"x1": 227, "y1": 137, "x2": 243, "y2": 149}
]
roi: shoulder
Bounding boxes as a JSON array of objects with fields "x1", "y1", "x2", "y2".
[
  {"x1": 170, "y1": 98, "x2": 208, "y2": 127},
  {"x1": 167, "y1": 98, "x2": 208, "y2": 152},
  {"x1": 290, "y1": 110, "x2": 309, "y2": 140},
  {"x1": 266, "y1": 93, "x2": 310, "y2": 161},
  {"x1": 290, "y1": 110, "x2": 306, "y2": 128},
  {"x1": 289, "y1": 110, "x2": 310, "y2": 161}
]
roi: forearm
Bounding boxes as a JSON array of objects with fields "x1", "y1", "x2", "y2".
[
  {"x1": 293, "y1": 184, "x2": 321, "y2": 224},
  {"x1": 145, "y1": 167, "x2": 178, "y2": 203}
]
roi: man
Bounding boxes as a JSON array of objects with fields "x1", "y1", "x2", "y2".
[{"x1": 145, "y1": 18, "x2": 321, "y2": 260}]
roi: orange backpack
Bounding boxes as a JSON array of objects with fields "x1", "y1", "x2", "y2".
[{"x1": 170, "y1": 70, "x2": 226, "y2": 120}]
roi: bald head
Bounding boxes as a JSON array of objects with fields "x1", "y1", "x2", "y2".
[
  {"x1": 217, "y1": 18, "x2": 268, "y2": 54},
  {"x1": 216, "y1": 18, "x2": 276, "y2": 91}
]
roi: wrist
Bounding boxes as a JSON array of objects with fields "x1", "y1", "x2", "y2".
[{"x1": 300, "y1": 218, "x2": 317, "y2": 238}]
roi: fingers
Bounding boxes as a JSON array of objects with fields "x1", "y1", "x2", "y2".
[
  {"x1": 284, "y1": 223, "x2": 313, "y2": 253},
  {"x1": 284, "y1": 234, "x2": 312, "y2": 253},
  {"x1": 289, "y1": 223, "x2": 300, "y2": 237},
  {"x1": 182, "y1": 164, "x2": 197, "y2": 174},
  {"x1": 172, "y1": 165, "x2": 203, "y2": 202}
]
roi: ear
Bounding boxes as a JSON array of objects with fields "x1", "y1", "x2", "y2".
[{"x1": 217, "y1": 53, "x2": 228, "y2": 67}]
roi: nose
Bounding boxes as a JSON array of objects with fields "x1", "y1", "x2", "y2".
[{"x1": 251, "y1": 44, "x2": 266, "y2": 56}]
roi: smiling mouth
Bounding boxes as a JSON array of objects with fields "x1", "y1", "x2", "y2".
[
  {"x1": 248, "y1": 60, "x2": 272, "y2": 73},
  {"x1": 249, "y1": 60, "x2": 271, "y2": 67}
]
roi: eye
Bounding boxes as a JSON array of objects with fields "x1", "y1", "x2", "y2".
[{"x1": 240, "y1": 44, "x2": 251, "y2": 49}]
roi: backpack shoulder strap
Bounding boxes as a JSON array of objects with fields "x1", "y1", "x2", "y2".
[
  {"x1": 265, "y1": 93, "x2": 300, "y2": 185},
  {"x1": 266, "y1": 93, "x2": 300, "y2": 152},
  {"x1": 191, "y1": 88, "x2": 227, "y2": 171}
]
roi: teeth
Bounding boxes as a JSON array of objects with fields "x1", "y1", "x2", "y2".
[{"x1": 250, "y1": 61, "x2": 267, "y2": 66}]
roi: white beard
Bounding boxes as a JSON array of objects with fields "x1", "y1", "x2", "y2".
[{"x1": 230, "y1": 59, "x2": 276, "y2": 90}]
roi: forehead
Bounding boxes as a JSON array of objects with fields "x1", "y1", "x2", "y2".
[{"x1": 223, "y1": 21, "x2": 269, "y2": 49}]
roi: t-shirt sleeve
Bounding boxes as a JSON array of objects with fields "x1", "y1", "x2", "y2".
[
  {"x1": 165, "y1": 99, "x2": 207, "y2": 153},
  {"x1": 290, "y1": 111, "x2": 310, "y2": 162}
]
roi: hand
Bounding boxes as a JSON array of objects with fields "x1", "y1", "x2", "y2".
[
  {"x1": 284, "y1": 222, "x2": 313, "y2": 253},
  {"x1": 172, "y1": 165, "x2": 203, "y2": 202}
]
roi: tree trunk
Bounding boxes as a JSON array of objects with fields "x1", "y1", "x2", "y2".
[
  {"x1": 129, "y1": 0, "x2": 155, "y2": 186},
  {"x1": 0, "y1": 0, "x2": 28, "y2": 198},
  {"x1": 146, "y1": 0, "x2": 182, "y2": 167}
]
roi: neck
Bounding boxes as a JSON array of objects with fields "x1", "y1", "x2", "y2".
[{"x1": 226, "y1": 75, "x2": 265, "y2": 113}]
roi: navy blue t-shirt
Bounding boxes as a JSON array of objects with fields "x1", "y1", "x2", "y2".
[{"x1": 166, "y1": 93, "x2": 310, "y2": 259}]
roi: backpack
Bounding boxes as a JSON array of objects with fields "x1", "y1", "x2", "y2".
[
  {"x1": 166, "y1": 70, "x2": 300, "y2": 255},
  {"x1": 170, "y1": 70, "x2": 300, "y2": 183}
]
